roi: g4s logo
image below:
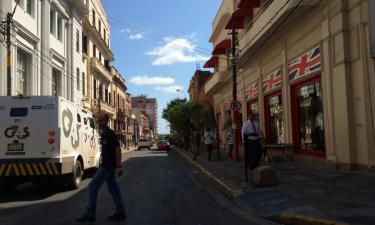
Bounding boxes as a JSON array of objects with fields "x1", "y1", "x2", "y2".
[{"x1": 4, "y1": 125, "x2": 30, "y2": 139}]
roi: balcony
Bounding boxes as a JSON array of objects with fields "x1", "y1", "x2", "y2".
[
  {"x1": 204, "y1": 71, "x2": 231, "y2": 94},
  {"x1": 238, "y1": 0, "x2": 321, "y2": 63},
  {"x1": 116, "y1": 110, "x2": 125, "y2": 121},
  {"x1": 83, "y1": 19, "x2": 113, "y2": 60},
  {"x1": 90, "y1": 58, "x2": 112, "y2": 82},
  {"x1": 67, "y1": 0, "x2": 88, "y2": 16},
  {"x1": 91, "y1": 99, "x2": 116, "y2": 116}
]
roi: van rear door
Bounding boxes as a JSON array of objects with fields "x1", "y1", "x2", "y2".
[{"x1": 0, "y1": 96, "x2": 59, "y2": 159}]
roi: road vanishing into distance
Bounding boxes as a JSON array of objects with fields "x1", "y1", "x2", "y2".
[{"x1": 0, "y1": 148, "x2": 274, "y2": 225}]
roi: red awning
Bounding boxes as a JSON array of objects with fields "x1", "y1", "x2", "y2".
[
  {"x1": 212, "y1": 39, "x2": 231, "y2": 55},
  {"x1": 238, "y1": 0, "x2": 261, "y2": 9},
  {"x1": 225, "y1": 8, "x2": 252, "y2": 29},
  {"x1": 203, "y1": 56, "x2": 219, "y2": 68}
]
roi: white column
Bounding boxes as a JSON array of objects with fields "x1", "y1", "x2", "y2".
[{"x1": 41, "y1": 0, "x2": 51, "y2": 95}]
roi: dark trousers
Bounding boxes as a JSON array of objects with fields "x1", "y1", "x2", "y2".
[
  {"x1": 244, "y1": 139, "x2": 262, "y2": 170},
  {"x1": 193, "y1": 144, "x2": 199, "y2": 160},
  {"x1": 228, "y1": 144, "x2": 233, "y2": 158},
  {"x1": 206, "y1": 144, "x2": 213, "y2": 161}
]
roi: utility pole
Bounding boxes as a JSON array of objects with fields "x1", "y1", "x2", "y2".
[
  {"x1": 4, "y1": 2, "x2": 18, "y2": 96},
  {"x1": 6, "y1": 13, "x2": 12, "y2": 96},
  {"x1": 230, "y1": 28, "x2": 241, "y2": 162}
]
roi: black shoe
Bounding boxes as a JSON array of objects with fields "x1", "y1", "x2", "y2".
[
  {"x1": 75, "y1": 214, "x2": 95, "y2": 223},
  {"x1": 107, "y1": 211, "x2": 127, "y2": 221}
]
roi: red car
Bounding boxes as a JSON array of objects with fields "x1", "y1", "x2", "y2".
[{"x1": 157, "y1": 140, "x2": 170, "y2": 151}]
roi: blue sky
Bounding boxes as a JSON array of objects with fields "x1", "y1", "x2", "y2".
[{"x1": 102, "y1": 0, "x2": 222, "y2": 134}]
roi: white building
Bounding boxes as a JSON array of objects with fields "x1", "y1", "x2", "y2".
[{"x1": 0, "y1": 0, "x2": 87, "y2": 105}]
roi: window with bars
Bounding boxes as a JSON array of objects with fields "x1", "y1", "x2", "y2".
[
  {"x1": 82, "y1": 72, "x2": 85, "y2": 95},
  {"x1": 76, "y1": 68, "x2": 80, "y2": 91},
  {"x1": 76, "y1": 29, "x2": 80, "y2": 53}
]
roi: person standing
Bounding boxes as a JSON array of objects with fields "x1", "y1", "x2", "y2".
[
  {"x1": 204, "y1": 128, "x2": 214, "y2": 161},
  {"x1": 242, "y1": 112, "x2": 263, "y2": 171},
  {"x1": 76, "y1": 113, "x2": 126, "y2": 223},
  {"x1": 226, "y1": 129, "x2": 234, "y2": 159},
  {"x1": 192, "y1": 129, "x2": 201, "y2": 161}
]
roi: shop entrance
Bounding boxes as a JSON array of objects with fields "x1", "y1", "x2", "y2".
[
  {"x1": 264, "y1": 91, "x2": 284, "y2": 144},
  {"x1": 291, "y1": 76, "x2": 325, "y2": 156}
]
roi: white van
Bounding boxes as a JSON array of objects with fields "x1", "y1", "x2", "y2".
[{"x1": 0, "y1": 96, "x2": 101, "y2": 189}]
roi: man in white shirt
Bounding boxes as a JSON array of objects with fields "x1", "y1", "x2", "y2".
[{"x1": 242, "y1": 112, "x2": 263, "y2": 170}]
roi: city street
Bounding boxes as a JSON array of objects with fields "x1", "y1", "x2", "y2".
[{"x1": 0, "y1": 149, "x2": 274, "y2": 225}]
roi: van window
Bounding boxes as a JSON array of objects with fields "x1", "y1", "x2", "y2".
[
  {"x1": 84, "y1": 117, "x2": 87, "y2": 125},
  {"x1": 89, "y1": 118, "x2": 95, "y2": 129},
  {"x1": 77, "y1": 114, "x2": 81, "y2": 123},
  {"x1": 10, "y1": 107, "x2": 28, "y2": 117}
]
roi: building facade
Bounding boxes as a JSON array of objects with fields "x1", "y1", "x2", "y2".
[
  {"x1": 131, "y1": 95, "x2": 158, "y2": 139},
  {"x1": 0, "y1": 0, "x2": 87, "y2": 102},
  {"x1": 188, "y1": 70, "x2": 212, "y2": 104},
  {"x1": 204, "y1": 0, "x2": 375, "y2": 170}
]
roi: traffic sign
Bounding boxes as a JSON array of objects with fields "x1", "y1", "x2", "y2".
[{"x1": 230, "y1": 100, "x2": 241, "y2": 111}]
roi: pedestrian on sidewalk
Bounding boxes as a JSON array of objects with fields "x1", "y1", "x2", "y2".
[
  {"x1": 204, "y1": 127, "x2": 214, "y2": 161},
  {"x1": 192, "y1": 129, "x2": 201, "y2": 160},
  {"x1": 76, "y1": 113, "x2": 126, "y2": 223},
  {"x1": 226, "y1": 128, "x2": 234, "y2": 159},
  {"x1": 242, "y1": 112, "x2": 263, "y2": 171}
]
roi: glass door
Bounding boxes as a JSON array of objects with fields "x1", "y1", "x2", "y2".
[
  {"x1": 291, "y1": 77, "x2": 325, "y2": 155},
  {"x1": 264, "y1": 91, "x2": 284, "y2": 144}
]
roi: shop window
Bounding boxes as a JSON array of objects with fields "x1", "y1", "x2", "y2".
[
  {"x1": 292, "y1": 79, "x2": 325, "y2": 152},
  {"x1": 265, "y1": 93, "x2": 284, "y2": 144}
]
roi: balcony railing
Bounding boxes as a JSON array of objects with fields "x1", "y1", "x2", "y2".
[
  {"x1": 92, "y1": 99, "x2": 116, "y2": 115},
  {"x1": 204, "y1": 71, "x2": 231, "y2": 94},
  {"x1": 90, "y1": 58, "x2": 112, "y2": 82}
]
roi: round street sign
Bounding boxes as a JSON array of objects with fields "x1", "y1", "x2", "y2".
[{"x1": 230, "y1": 100, "x2": 241, "y2": 111}]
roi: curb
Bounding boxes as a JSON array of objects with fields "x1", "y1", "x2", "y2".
[
  {"x1": 175, "y1": 149, "x2": 236, "y2": 200},
  {"x1": 276, "y1": 213, "x2": 350, "y2": 225},
  {"x1": 176, "y1": 149, "x2": 349, "y2": 225}
]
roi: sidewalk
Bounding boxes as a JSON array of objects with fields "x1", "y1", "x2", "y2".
[{"x1": 176, "y1": 148, "x2": 375, "y2": 225}]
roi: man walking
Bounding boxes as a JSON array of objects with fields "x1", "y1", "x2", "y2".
[
  {"x1": 204, "y1": 128, "x2": 214, "y2": 161},
  {"x1": 76, "y1": 113, "x2": 126, "y2": 223},
  {"x1": 242, "y1": 112, "x2": 263, "y2": 171},
  {"x1": 226, "y1": 129, "x2": 234, "y2": 159},
  {"x1": 192, "y1": 129, "x2": 201, "y2": 161}
]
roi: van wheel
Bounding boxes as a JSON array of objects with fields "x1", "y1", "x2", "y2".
[{"x1": 67, "y1": 160, "x2": 83, "y2": 189}]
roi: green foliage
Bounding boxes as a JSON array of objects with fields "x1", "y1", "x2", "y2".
[{"x1": 163, "y1": 99, "x2": 217, "y2": 149}]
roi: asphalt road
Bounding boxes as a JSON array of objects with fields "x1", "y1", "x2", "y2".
[{"x1": 0, "y1": 148, "x2": 274, "y2": 225}]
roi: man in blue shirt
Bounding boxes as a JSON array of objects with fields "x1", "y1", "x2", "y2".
[{"x1": 76, "y1": 113, "x2": 126, "y2": 223}]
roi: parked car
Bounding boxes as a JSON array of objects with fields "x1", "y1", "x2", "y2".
[
  {"x1": 138, "y1": 139, "x2": 151, "y2": 150},
  {"x1": 157, "y1": 140, "x2": 170, "y2": 151}
]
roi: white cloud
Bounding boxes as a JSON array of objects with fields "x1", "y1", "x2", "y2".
[
  {"x1": 129, "y1": 76, "x2": 175, "y2": 86},
  {"x1": 145, "y1": 37, "x2": 209, "y2": 65},
  {"x1": 155, "y1": 85, "x2": 184, "y2": 94},
  {"x1": 120, "y1": 28, "x2": 131, "y2": 33},
  {"x1": 129, "y1": 33, "x2": 144, "y2": 40}
]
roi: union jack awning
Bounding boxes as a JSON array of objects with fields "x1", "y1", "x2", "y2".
[
  {"x1": 262, "y1": 67, "x2": 282, "y2": 93},
  {"x1": 288, "y1": 46, "x2": 321, "y2": 81}
]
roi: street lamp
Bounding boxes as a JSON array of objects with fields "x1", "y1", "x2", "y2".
[{"x1": 176, "y1": 89, "x2": 187, "y2": 99}]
